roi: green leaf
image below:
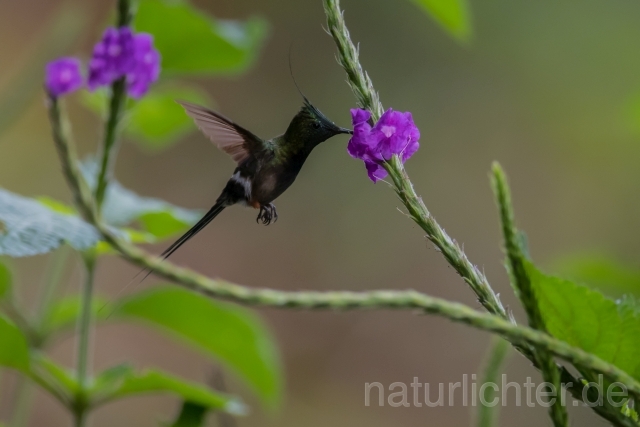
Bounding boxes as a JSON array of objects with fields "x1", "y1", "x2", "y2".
[
  {"x1": 135, "y1": 0, "x2": 268, "y2": 75},
  {"x1": 36, "y1": 197, "x2": 77, "y2": 216},
  {"x1": 527, "y1": 261, "x2": 640, "y2": 380},
  {"x1": 35, "y1": 196, "x2": 160, "y2": 255},
  {"x1": 42, "y1": 295, "x2": 110, "y2": 336},
  {"x1": 79, "y1": 88, "x2": 110, "y2": 117},
  {"x1": 81, "y1": 85, "x2": 211, "y2": 151},
  {"x1": 95, "y1": 228, "x2": 158, "y2": 255},
  {"x1": 0, "y1": 260, "x2": 11, "y2": 299},
  {"x1": 80, "y1": 160, "x2": 200, "y2": 239},
  {"x1": 168, "y1": 402, "x2": 209, "y2": 427},
  {"x1": 409, "y1": 0, "x2": 472, "y2": 42},
  {"x1": 0, "y1": 315, "x2": 30, "y2": 372},
  {"x1": 0, "y1": 188, "x2": 100, "y2": 257},
  {"x1": 92, "y1": 368, "x2": 245, "y2": 414},
  {"x1": 113, "y1": 287, "x2": 282, "y2": 407},
  {"x1": 138, "y1": 212, "x2": 192, "y2": 240},
  {"x1": 552, "y1": 252, "x2": 640, "y2": 296},
  {"x1": 101, "y1": 181, "x2": 200, "y2": 238},
  {"x1": 126, "y1": 84, "x2": 211, "y2": 150}
]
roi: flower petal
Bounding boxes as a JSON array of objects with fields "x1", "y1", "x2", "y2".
[
  {"x1": 45, "y1": 57, "x2": 83, "y2": 97},
  {"x1": 126, "y1": 33, "x2": 161, "y2": 98},
  {"x1": 351, "y1": 108, "x2": 371, "y2": 126},
  {"x1": 365, "y1": 160, "x2": 388, "y2": 183}
]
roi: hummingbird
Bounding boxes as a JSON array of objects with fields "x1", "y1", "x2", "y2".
[{"x1": 156, "y1": 98, "x2": 353, "y2": 261}]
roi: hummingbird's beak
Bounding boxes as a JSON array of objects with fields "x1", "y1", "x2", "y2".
[{"x1": 338, "y1": 127, "x2": 353, "y2": 135}]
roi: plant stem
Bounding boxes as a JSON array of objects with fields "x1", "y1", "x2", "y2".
[
  {"x1": 47, "y1": 96, "x2": 98, "y2": 224},
  {"x1": 7, "y1": 247, "x2": 71, "y2": 427},
  {"x1": 93, "y1": 0, "x2": 132, "y2": 210},
  {"x1": 10, "y1": 376, "x2": 33, "y2": 427},
  {"x1": 477, "y1": 338, "x2": 510, "y2": 427},
  {"x1": 491, "y1": 163, "x2": 568, "y2": 426},
  {"x1": 35, "y1": 246, "x2": 70, "y2": 344},
  {"x1": 116, "y1": 0, "x2": 133, "y2": 27},
  {"x1": 94, "y1": 78, "x2": 126, "y2": 210},
  {"x1": 74, "y1": 252, "x2": 97, "y2": 427}
]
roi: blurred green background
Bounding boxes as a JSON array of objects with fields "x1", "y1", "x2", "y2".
[{"x1": 2, "y1": 0, "x2": 640, "y2": 425}]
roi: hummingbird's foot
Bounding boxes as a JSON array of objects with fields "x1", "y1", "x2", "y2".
[{"x1": 256, "y1": 203, "x2": 278, "y2": 225}]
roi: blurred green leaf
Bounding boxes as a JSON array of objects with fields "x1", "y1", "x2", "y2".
[
  {"x1": 138, "y1": 212, "x2": 191, "y2": 240},
  {"x1": 82, "y1": 85, "x2": 211, "y2": 151},
  {"x1": 0, "y1": 260, "x2": 11, "y2": 300},
  {"x1": 32, "y1": 355, "x2": 79, "y2": 394},
  {"x1": 168, "y1": 402, "x2": 209, "y2": 427},
  {"x1": 92, "y1": 368, "x2": 245, "y2": 414},
  {"x1": 113, "y1": 287, "x2": 282, "y2": 407},
  {"x1": 95, "y1": 228, "x2": 158, "y2": 255},
  {"x1": 90, "y1": 363, "x2": 134, "y2": 396},
  {"x1": 36, "y1": 196, "x2": 160, "y2": 255},
  {"x1": 0, "y1": 188, "x2": 100, "y2": 257},
  {"x1": 0, "y1": 316, "x2": 30, "y2": 372},
  {"x1": 80, "y1": 89, "x2": 110, "y2": 117},
  {"x1": 409, "y1": 0, "x2": 472, "y2": 42},
  {"x1": 36, "y1": 197, "x2": 77, "y2": 216},
  {"x1": 126, "y1": 84, "x2": 211, "y2": 150},
  {"x1": 80, "y1": 161, "x2": 200, "y2": 240},
  {"x1": 552, "y1": 252, "x2": 640, "y2": 296},
  {"x1": 528, "y1": 261, "x2": 640, "y2": 380},
  {"x1": 42, "y1": 295, "x2": 110, "y2": 336},
  {"x1": 135, "y1": 0, "x2": 268, "y2": 75}
]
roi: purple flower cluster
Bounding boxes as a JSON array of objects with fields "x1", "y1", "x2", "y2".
[
  {"x1": 45, "y1": 26, "x2": 160, "y2": 99},
  {"x1": 347, "y1": 108, "x2": 420, "y2": 182}
]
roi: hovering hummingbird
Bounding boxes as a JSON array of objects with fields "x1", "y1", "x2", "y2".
[{"x1": 156, "y1": 98, "x2": 352, "y2": 261}]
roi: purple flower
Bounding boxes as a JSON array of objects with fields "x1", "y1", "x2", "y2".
[
  {"x1": 126, "y1": 33, "x2": 161, "y2": 99},
  {"x1": 87, "y1": 27, "x2": 160, "y2": 98},
  {"x1": 347, "y1": 108, "x2": 420, "y2": 183},
  {"x1": 45, "y1": 57, "x2": 83, "y2": 97},
  {"x1": 88, "y1": 27, "x2": 135, "y2": 90}
]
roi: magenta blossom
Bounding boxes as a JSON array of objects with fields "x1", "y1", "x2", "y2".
[
  {"x1": 126, "y1": 33, "x2": 161, "y2": 99},
  {"x1": 45, "y1": 57, "x2": 83, "y2": 97},
  {"x1": 347, "y1": 108, "x2": 420, "y2": 182},
  {"x1": 88, "y1": 27, "x2": 135, "y2": 90},
  {"x1": 88, "y1": 26, "x2": 160, "y2": 98}
]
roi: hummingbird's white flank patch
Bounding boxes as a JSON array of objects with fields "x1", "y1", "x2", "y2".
[{"x1": 231, "y1": 171, "x2": 252, "y2": 200}]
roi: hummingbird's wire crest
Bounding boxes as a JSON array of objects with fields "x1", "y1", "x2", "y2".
[
  {"x1": 288, "y1": 42, "x2": 307, "y2": 102},
  {"x1": 288, "y1": 43, "x2": 353, "y2": 134}
]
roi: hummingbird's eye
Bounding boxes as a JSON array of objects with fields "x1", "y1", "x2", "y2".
[{"x1": 312, "y1": 122, "x2": 321, "y2": 129}]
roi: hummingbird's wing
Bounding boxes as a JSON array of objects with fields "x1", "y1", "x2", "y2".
[{"x1": 178, "y1": 101, "x2": 266, "y2": 164}]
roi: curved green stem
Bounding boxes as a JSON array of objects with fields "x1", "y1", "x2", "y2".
[
  {"x1": 10, "y1": 376, "x2": 33, "y2": 427},
  {"x1": 86, "y1": 225, "x2": 640, "y2": 403},
  {"x1": 93, "y1": 0, "x2": 132, "y2": 210},
  {"x1": 74, "y1": 253, "x2": 97, "y2": 427},
  {"x1": 477, "y1": 338, "x2": 510, "y2": 427},
  {"x1": 492, "y1": 163, "x2": 568, "y2": 426}
]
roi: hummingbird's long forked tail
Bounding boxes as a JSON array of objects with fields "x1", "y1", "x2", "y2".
[
  {"x1": 159, "y1": 201, "x2": 226, "y2": 261},
  {"x1": 132, "y1": 201, "x2": 226, "y2": 285}
]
